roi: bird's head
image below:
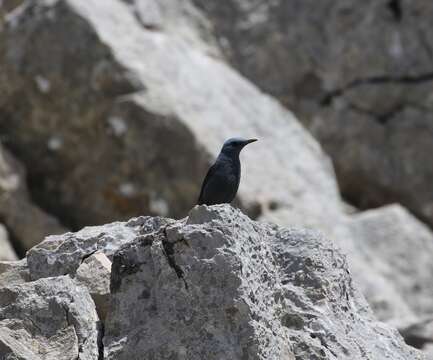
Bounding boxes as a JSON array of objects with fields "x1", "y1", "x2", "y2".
[{"x1": 220, "y1": 137, "x2": 258, "y2": 156}]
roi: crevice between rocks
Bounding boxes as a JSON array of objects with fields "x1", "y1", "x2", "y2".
[
  {"x1": 97, "y1": 322, "x2": 105, "y2": 360},
  {"x1": 62, "y1": 304, "x2": 80, "y2": 360},
  {"x1": 161, "y1": 227, "x2": 189, "y2": 290},
  {"x1": 80, "y1": 249, "x2": 98, "y2": 264},
  {"x1": 387, "y1": 0, "x2": 402, "y2": 22}
]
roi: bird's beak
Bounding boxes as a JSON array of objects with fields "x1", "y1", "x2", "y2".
[{"x1": 244, "y1": 138, "x2": 258, "y2": 145}]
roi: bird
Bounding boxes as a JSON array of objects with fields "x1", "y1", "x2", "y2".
[{"x1": 197, "y1": 137, "x2": 257, "y2": 205}]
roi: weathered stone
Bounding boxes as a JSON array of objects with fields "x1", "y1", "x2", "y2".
[
  {"x1": 1, "y1": 0, "x2": 431, "y2": 355},
  {"x1": 347, "y1": 204, "x2": 433, "y2": 320},
  {"x1": 27, "y1": 215, "x2": 170, "y2": 280},
  {"x1": 0, "y1": 0, "x2": 342, "y2": 231},
  {"x1": 0, "y1": 276, "x2": 99, "y2": 359},
  {"x1": 0, "y1": 321, "x2": 79, "y2": 360},
  {"x1": 192, "y1": 0, "x2": 433, "y2": 227},
  {"x1": 76, "y1": 252, "x2": 112, "y2": 320},
  {"x1": 0, "y1": 258, "x2": 30, "y2": 287},
  {"x1": 0, "y1": 223, "x2": 16, "y2": 261},
  {"x1": 263, "y1": 201, "x2": 433, "y2": 336},
  {"x1": 104, "y1": 205, "x2": 421, "y2": 360},
  {"x1": 0, "y1": 142, "x2": 66, "y2": 252}
]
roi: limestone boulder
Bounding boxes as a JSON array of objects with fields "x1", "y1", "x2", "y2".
[
  {"x1": 0, "y1": 276, "x2": 100, "y2": 359},
  {"x1": 104, "y1": 205, "x2": 421, "y2": 360},
  {"x1": 0, "y1": 259, "x2": 30, "y2": 287},
  {"x1": 264, "y1": 202, "x2": 433, "y2": 353},
  {"x1": 27, "y1": 215, "x2": 171, "y2": 280},
  {"x1": 76, "y1": 252, "x2": 112, "y2": 321},
  {"x1": 347, "y1": 205, "x2": 433, "y2": 319}
]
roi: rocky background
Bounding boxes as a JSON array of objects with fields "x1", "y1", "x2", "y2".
[{"x1": 1, "y1": 0, "x2": 433, "y2": 359}]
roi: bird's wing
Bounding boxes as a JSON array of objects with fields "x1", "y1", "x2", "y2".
[{"x1": 197, "y1": 163, "x2": 217, "y2": 205}]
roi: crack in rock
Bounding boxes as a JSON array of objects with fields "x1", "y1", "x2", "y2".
[
  {"x1": 321, "y1": 72, "x2": 433, "y2": 106},
  {"x1": 161, "y1": 227, "x2": 189, "y2": 290},
  {"x1": 97, "y1": 322, "x2": 105, "y2": 360},
  {"x1": 347, "y1": 101, "x2": 405, "y2": 125}
]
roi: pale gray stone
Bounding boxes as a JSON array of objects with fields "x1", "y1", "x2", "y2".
[
  {"x1": 348, "y1": 204, "x2": 433, "y2": 320},
  {"x1": 0, "y1": 276, "x2": 99, "y2": 359},
  {"x1": 0, "y1": 258, "x2": 30, "y2": 287},
  {"x1": 76, "y1": 252, "x2": 112, "y2": 320},
  {"x1": 27, "y1": 216, "x2": 172, "y2": 280},
  {"x1": 104, "y1": 205, "x2": 422, "y2": 360}
]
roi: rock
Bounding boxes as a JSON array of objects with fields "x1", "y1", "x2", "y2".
[
  {"x1": 192, "y1": 0, "x2": 433, "y2": 227},
  {"x1": 104, "y1": 205, "x2": 421, "y2": 359},
  {"x1": 1, "y1": 0, "x2": 430, "y2": 355},
  {"x1": 0, "y1": 322, "x2": 79, "y2": 360},
  {"x1": 0, "y1": 276, "x2": 100, "y2": 359},
  {"x1": 27, "y1": 216, "x2": 172, "y2": 280},
  {"x1": 0, "y1": 258, "x2": 30, "y2": 287},
  {"x1": 0, "y1": 223, "x2": 17, "y2": 261},
  {"x1": 0, "y1": 142, "x2": 67, "y2": 252},
  {"x1": 347, "y1": 204, "x2": 433, "y2": 320},
  {"x1": 261, "y1": 204, "x2": 420, "y2": 328},
  {"x1": 76, "y1": 252, "x2": 112, "y2": 321},
  {"x1": 124, "y1": 0, "x2": 219, "y2": 55},
  {"x1": 0, "y1": 0, "x2": 342, "y2": 230}
]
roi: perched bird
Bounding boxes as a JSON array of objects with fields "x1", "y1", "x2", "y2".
[{"x1": 198, "y1": 137, "x2": 257, "y2": 205}]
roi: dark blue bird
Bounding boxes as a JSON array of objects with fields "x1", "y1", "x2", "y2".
[{"x1": 198, "y1": 137, "x2": 258, "y2": 205}]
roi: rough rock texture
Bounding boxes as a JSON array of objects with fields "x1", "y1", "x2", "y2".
[
  {"x1": 262, "y1": 202, "x2": 433, "y2": 328},
  {"x1": 0, "y1": 223, "x2": 16, "y2": 261},
  {"x1": 348, "y1": 205, "x2": 433, "y2": 320},
  {"x1": 0, "y1": 276, "x2": 100, "y2": 359},
  {"x1": 0, "y1": 259, "x2": 29, "y2": 287},
  {"x1": 0, "y1": 0, "x2": 341, "y2": 230},
  {"x1": 0, "y1": 142, "x2": 66, "y2": 253},
  {"x1": 104, "y1": 205, "x2": 421, "y2": 360},
  {"x1": 27, "y1": 216, "x2": 171, "y2": 279},
  {"x1": 193, "y1": 0, "x2": 433, "y2": 226},
  {"x1": 1, "y1": 0, "x2": 432, "y2": 355},
  {"x1": 76, "y1": 252, "x2": 112, "y2": 321}
]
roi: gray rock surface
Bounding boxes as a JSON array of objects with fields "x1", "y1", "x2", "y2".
[
  {"x1": 347, "y1": 204, "x2": 433, "y2": 320},
  {"x1": 1, "y1": 0, "x2": 431, "y2": 356},
  {"x1": 104, "y1": 205, "x2": 421, "y2": 360},
  {"x1": 192, "y1": 0, "x2": 433, "y2": 227},
  {"x1": 0, "y1": 276, "x2": 100, "y2": 359},
  {"x1": 262, "y1": 202, "x2": 433, "y2": 354},
  {"x1": 0, "y1": 258, "x2": 30, "y2": 287},
  {"x1": 0, "y1": 0, "x2": 342, "y2": 230},
  {"x1": 76, "y1": 252, "x2": 112, "y2": 321},
  {"x1": 0, "y1": 142, "x2": 66, "y2": 252},
  {"x1": 27, "y1": 216, "x2": 171, "y2": 279}
]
